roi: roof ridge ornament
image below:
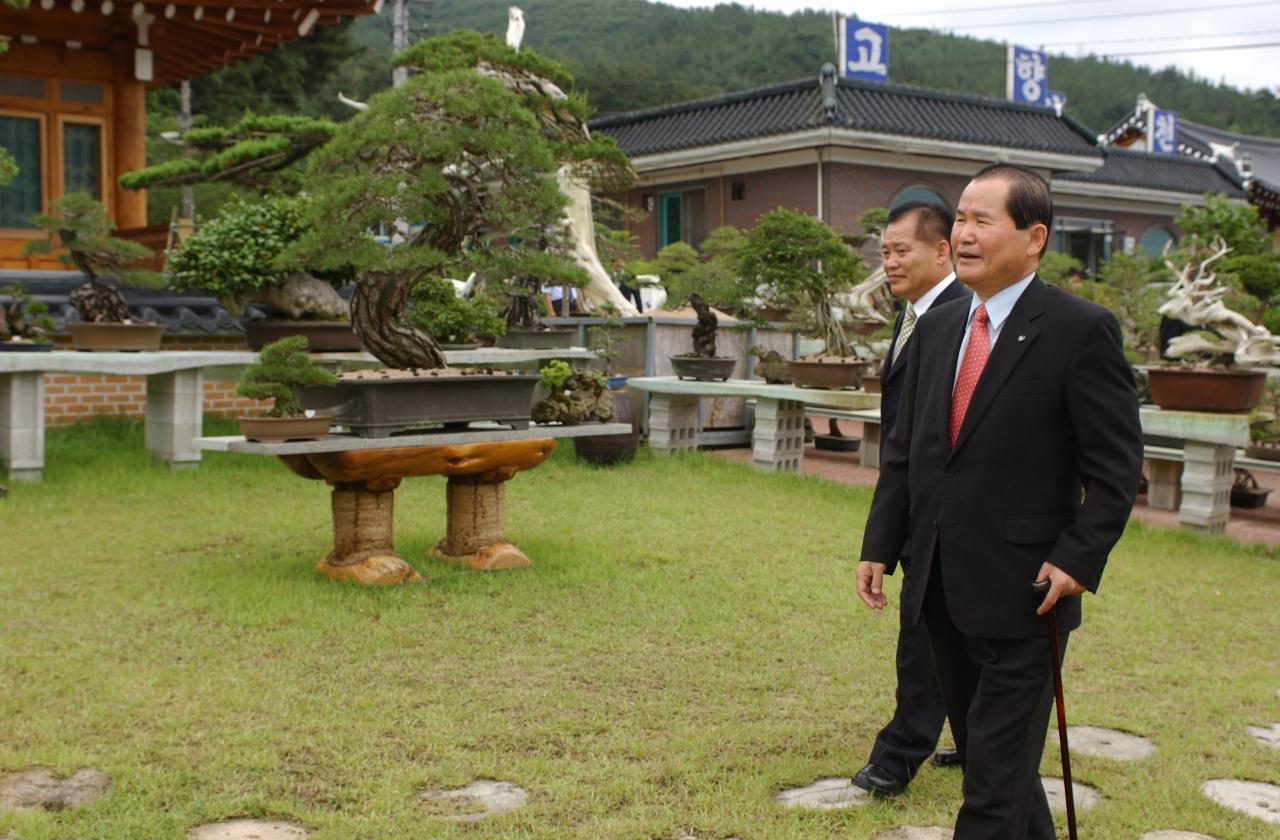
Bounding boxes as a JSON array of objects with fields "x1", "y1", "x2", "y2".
[{"x1": 820, "y1": 62, "x2": 837, "y2": 123}]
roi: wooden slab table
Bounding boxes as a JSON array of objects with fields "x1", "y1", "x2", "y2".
[
  {"x1": 0, "y1": 347, "x2": 592, "y2": 480},
  {"x1": 197, "y1": 423, "x2": 631, "y2": 585},
  {"x1": 629, "y1": 376, "x2": 880, "y2": 472}
]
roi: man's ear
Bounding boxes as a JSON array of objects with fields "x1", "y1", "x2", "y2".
[
  {"x1": 1026, "y1": 223, "x2": 1049, "y2": 257},
  {"x1": 936, "y1": 238, "x2": 952, "y2": 266}
]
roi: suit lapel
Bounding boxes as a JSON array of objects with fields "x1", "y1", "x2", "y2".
[
  {"x1": 882, "y1": 307, "x2": 905, "y2": 381},
  {"x1": 948, "y1": 277, "x2": 1046, "y2": 459},
  {"x1": 932, "y1": 301, "x2": 970, "y2": 438}
]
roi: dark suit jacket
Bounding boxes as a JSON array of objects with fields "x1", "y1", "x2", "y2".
[{"x1": 860, "y1": 276, "x2": 1143, "y2": 639}]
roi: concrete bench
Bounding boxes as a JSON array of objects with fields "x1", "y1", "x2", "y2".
[
  {"x1": 629, "y1": 376, "x2": 879, "y2": 473},
  {"x1": 0, "y1": 347, "x2": 593, "y2": 480}
]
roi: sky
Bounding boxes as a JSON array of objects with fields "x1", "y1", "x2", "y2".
[{"x1": 655, "y1": 0, "x2": 1280, "y2": 94}]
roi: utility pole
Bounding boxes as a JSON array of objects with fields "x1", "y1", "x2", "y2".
[
  {"x1": 391, "y1": 0, "x2": 408, "y2": 87},
  {"x1": 178, "y1": 79, "x2": 194, "y2": 220}
]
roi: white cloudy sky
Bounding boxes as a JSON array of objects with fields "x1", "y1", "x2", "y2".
[{"x1": 655, "y1": 0, "x2": 1280, "y2": 94}]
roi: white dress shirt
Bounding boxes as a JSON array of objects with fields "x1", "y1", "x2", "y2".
[{"x1": 953, "y1": 272, "x2": 1035, "y2": 388}]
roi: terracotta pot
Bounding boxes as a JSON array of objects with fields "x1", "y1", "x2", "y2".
[
  {"x1": 1146, "y1": 367, "x2": 1266, "y2": 413},
  {"x1": 574, "y1": 386, "x2": 640, "y2": 465},
  {"x1": 238, "y1": 414, "x2": 333, "y2": 443},
  {"x1": 297, "y1": 372, "x2": 539, "y2": 438},
  {"x1": 496, "y1": 328, "x2": 576, "y2": 349},
  {"x1": 67, "y1": 322, "x2": 165, "y2": 351},
  {"x1": 787, "y1": 358, "x2": 865, "y2": 390},
  {"x1": 0, "y1": 341, "x2": 53, "y2": 352},
  {"x1": 861, "y1": 373, "x2": 881, "y2": 393},
  {"x1": 670, "y1": 355, "x2": 736, "y2": 381},
  {"x1": 244, "y1": 320, "x2": 361, "y2": 352}
]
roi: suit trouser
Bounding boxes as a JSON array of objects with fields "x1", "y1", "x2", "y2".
[
  {"x1": 922, "y1": 559, "x2": 1066, "y2": 840},
  {"x1": 868, "y1": 566, "x2": 949, "y2": 782}
]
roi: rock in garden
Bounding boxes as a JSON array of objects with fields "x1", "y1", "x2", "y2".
[
  {"x1": 1202, "y1": 779, "x2": 1280, "y2": 824},
  {"x1": 773, "y1": 778, "x2": 870, "y2": 810},
  {"x1": 1247, "y1": 722, "x2": 1280, "y2": 749},
  {"x1": 869, "y1": 827, "x2": 953, "y2": 840},
  {"x1": 1139, "y1": 832, "x2": 1219, "y2": 840},
  {"x1": 420, "y1": 780, "x2": 528, "y2": 822},
  {"x1": 1040, "y1": 776, "x2": 1100, "y2": 812},
  {"x1": 187, "y1": 819, "x2": 309, "y2": 839},
  {"x1": 0, "y1": 766, "x2": 110, "y2": 811},
  {"x1": 1066, "y1": 725, "x2": 1156, "y2": 760}
]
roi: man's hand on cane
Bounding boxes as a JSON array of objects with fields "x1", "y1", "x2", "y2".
[
  {"x1": 1034, "y1": 561, "x2": 1085, "y2": 615},
  {"x1": 857, "y1": 561, "x2": 889, "y2": 609}
]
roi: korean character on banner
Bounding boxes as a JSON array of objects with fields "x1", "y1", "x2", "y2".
[
  {"x1": 1015, "y1": 48, "x2": 1047, "y2": 105},
  {"x1": 1152, "y1": 109, "x2": 1178, "y2": 154}
]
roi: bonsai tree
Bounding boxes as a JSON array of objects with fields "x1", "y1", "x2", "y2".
[
  {"x1": 687, "y1": 293, "x2": 721, "y2": 358},
  {"x1": 407, "y1": 276, "x2": 505, "y2": 345},
  {"x1": 0, "y1": 284, "x2": 54, "y2": 343},
  {"x1": 23, "y1": 192, "x2": 158, "y2": 323},
  {"x1": 588, "y1": 305, "x2": 625, "y2": 378},
  {"x1": 165, "y1": 193, "x2": 348, "y2": 321},
  {"x1": 235, "y1": 335, "x2": 338, "y2": 417},
  {"x1": 737, "y1": 207, "x2": 867, "y2": 358},
  {"x1": 530, "y1": 359, "x2": 613, "y2": 425},
  {"x1": 661, "y1": 226, "x2": 754, "y2": 314}
]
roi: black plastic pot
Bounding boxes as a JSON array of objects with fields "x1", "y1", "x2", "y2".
[{"x1": 573, "y1": 385, "x2": 640, "y2": 465}]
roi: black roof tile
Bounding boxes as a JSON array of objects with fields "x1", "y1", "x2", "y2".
[{"x1": 1058, "y1": 146, "x2": 1246, "y2": 196}]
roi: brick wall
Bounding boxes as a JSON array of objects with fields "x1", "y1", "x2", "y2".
[{"x1": 42, "y1": 333, "x2": 263, "y2": 425}]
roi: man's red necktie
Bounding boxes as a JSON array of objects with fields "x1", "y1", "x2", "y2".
[{"x1": 949, "y1": 303, "x2": 990, "y2": 447}]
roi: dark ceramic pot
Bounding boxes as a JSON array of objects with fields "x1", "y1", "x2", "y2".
[
  {"x1": 0, "y1": 341, "x2": 53, "y2": 352},
  {"x1": 574, "y1": 386, "x2": 640, "y2": 465},
  {"x1": 860, "y1": 373, "x2": 881, "y2": 393},
  {"x1": 244, "y1": 320, "x2": 362, "y2": 352},
  {"x1": 670, "y1": 355, "x2": 736, "y2": 381},
  {"x1": 67, "y1": 322, "x2": 166, "y2": 352},
  {"x1": 497, "y1": 328, "x2": 576, "y2": 349},
  {"x1": 788, "y1": 358, "x2": 865, "y2": 390},
  {"x1": 1146, "y1": 367, "x2": 1266, "y2": 413}
]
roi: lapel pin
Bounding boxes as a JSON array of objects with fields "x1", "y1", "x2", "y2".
[{"x1": 1017, "y1": 335, "x2": 1026, "y2": 342}]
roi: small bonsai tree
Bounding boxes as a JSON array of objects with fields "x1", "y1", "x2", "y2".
[
  {"x1": 737, "y1": 207, "x2": 867, "y2": 358},
  {"x1": 23, "y1": 192, "x2": 158, "y2": 323},
  {"x1": 588, "y1": 305, "x2": 625, "y2": 378},
  {"x1": 0, "y1": 284, "x2": 54, "y2": 343},
  {"x1": 407, "y1": 276, "x2": 505, "y2": 345},
  {"x1": 531, "y1": 359, "x2": 613, "y2": 425},
  {"x1": 235, "y1": 335, "x2": 338, "y2": 417}
]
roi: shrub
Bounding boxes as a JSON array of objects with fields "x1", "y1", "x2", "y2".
[{"x1": 406, "y1": 276, "x2": 505, "y2": 344}]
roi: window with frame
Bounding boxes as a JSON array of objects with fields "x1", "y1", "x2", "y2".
[
  {"x1": 657, "y1": 188, "x2": 707, "y2": 249},
  {"x1": 62, "y1": 121, "x2": 102, "y2": 198},
  {"x1": 0, "y1": 114, "x2": 42, "y2": 228},
  {"x1": 1054, "y1": 217, "x2": 1114, "y2": 277}
]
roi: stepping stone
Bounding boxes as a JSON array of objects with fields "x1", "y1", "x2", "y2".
[
  {"x1": 0, "y1": 766, "x2": 110, "y2": 811},
  {"x1": 420, "y1": 780, "x2": 527, "y2": 822},
  {"x1": 1139, "y1": 832, "x2": 1219, "y2": 840},
  {"x1": 1066, "y1": 726, "x2": 1155, "y2": 760},
  {"x1": 1247, "y1": 723, "x2": 1280, "y2": 749},
  {"x1": 188, "y1": 821, "x2": 308, "y2": 840},
  {"x1": 869, "y1": 827, "x2": 953, "y2": 840},
  {"x1": 1202, "y1": 779, "x2": 1280, "y2": 824},
  {"x1": 774, "y1": 778, "x2": 870, "y2": 810},
  {"x1": 1040, "y1": 776, "x2": 1100, "y2": 812}
]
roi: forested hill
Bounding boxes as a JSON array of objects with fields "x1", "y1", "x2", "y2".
[{"x1": 415, "y1": 0, "x2": 1280, "y2": 138}]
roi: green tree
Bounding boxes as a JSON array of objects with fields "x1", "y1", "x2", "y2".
[
  {"x1": 1175, "y1": 194, "x2": 1280, "y2": 321},
  {"x1": 662, "y1": 226, "x2": 752, "y2": 313},
  {"x1": 235, "y1": 335, "x2": 338, "y2": 417}
]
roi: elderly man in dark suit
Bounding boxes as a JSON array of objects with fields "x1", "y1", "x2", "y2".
[
  {"x1": 856, "y1": 163, "x2": 1142, "y2": 839},
  {"x1": 852, "y1": 200, "x2": 970, "y2": 798}
]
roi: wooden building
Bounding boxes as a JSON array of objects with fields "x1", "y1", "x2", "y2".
[{"x1": 0, "y1": 0, "x2": 378, "y2": 267}]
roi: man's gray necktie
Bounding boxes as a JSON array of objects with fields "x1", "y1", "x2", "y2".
[{"x1": 891, "y1": 304, "x2": 917, "y2": 366}]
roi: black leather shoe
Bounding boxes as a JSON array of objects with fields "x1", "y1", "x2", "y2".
[
  {"x1": 931, "y1": 747, "x2": 962, "y2": 768},
  {"x1": 851, "y1": 762, "x2": 908, "y2": 797}
]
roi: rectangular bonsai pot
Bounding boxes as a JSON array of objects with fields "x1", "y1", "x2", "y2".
[{"x1": 296, "y1": 372, "x2": 540, "y2": 438}]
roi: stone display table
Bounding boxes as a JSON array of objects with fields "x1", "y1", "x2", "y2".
[
  {"x1": 629, "y1": 376, "x2": 879, "y2": 472},
  {"x1": 0, "y1": 347, "x2": 592, "y2": 480},
  {"x1": 197, "y1": 424, "x2": 631, "y2": 585},
  {"x1": 1139, "y1": 407, "x2": 1250, "y2": 533}
]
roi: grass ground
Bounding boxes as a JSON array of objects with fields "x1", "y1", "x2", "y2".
[{"x1": 1, "y1": 417, "x2": 1278, "y2": 839}]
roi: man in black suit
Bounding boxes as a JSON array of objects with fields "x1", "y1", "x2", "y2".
[
  {"x1": 856, "y1": 164, "x2": 1142, "y2": 838},
  {"x1": 852, "y1": 201, "x2": 970, "y2": 797}
]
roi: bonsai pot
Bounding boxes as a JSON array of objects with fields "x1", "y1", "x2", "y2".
[
  {"x1": 440, "y1": 342, "x2": 480, "y2": 351},
  {"x1": 1231, "y1": 471, "x2": 1270, "y2": 508},
  {"x1": 238, "y1": 414, "x2": 333, "y2": 443},
  {"x1": 497, "y1": 328, "x2": 576, "y2": 350},
  {"x1": 815, "y1": 434, "x2": 861, "y2": 452},
  {"x1": 0, "y1": 340, "x2": 53, "y2": 352},
  {"x1": 1147, "y1": 367, "x2": 1266, "y2": 413},
  {"x1": 245, "y1": 320, "x2": 362, "y2": 352},
  {"x1": 860, "y1": 373, "x2": 881, "y2": 394},
  {"x1": 67, "y1": 321, "x2": 165, "y2": 351},
  {"x1": 788, "y1": 357, "x2": 865, "y2": 390},
  {"x1": 670, "y1": 355, "x2": 736, "y2": 381},
  {"x1": 574, "y1": 384, "x2": 640, "y2": 465},
  {"x1": 757, "y1": 306, "x2": 792, "y2": 323},
  {"x1": 297, "y1": 370, "x2": 539, "y2": 438},
  {"x1": 1245, "y1": 442, "x2": 1280, "y2": 462}
]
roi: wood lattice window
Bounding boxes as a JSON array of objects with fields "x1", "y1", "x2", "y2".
[{"x1": 0, "y1": 113, "x2": 42, "y2": 229}]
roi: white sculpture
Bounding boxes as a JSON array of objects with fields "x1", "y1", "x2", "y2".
[
  {"x1": 1159, "y1": 237, "x2": 1280, "y2": 366},
  {"x1": 506, "y1": 6, "x2": 525, "y2": 52}
]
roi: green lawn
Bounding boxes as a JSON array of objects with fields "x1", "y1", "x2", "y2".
[{"x1": 1, "y1": 418, "x2": 1278, "y2": 839}]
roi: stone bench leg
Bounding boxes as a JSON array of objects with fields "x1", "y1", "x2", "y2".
[
  {"x1": 430, "y1": 470, "x2": 530, "y2": 571},
  {"x1": 145, "y1": 370, "x2": 203, "y2": 469},
  {"x1": 1145, "y1": 457, "x2": 1183, "y2": 510},
  {"x1": 0, "y1": 371, "x2": 44, "y2": 480},
  {"x1": 861, "y1": 421, "x2": 882, "y2": 469},
  {"x1": 320, "y1": 479, "x2": 423, "y2": 585},
  {"x1": 752, "y1": 398, "x2": 805, "y2": 473},
  {"x1": 648, "y1": 393, "x2": 700, "y2": 455},
  {"x1": 1179, "y1": 442, "x2": 1234, "y2": 533}
]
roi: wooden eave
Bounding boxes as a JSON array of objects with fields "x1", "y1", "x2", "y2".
[{"x1": 0, "y1": 0, "x2": 379, "y2": 86}]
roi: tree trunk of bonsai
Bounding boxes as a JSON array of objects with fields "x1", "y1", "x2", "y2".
[
  {"x1": 351, "y1": 269, "x2": 447, "y2": 369},
  {"x1": 62, "y1": 230, "x2": 131, "y2": 323}
]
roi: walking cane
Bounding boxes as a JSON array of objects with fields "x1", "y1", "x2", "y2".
[{"x1": 1032, "y1": 578, "x2": 1078, "y2": 840}]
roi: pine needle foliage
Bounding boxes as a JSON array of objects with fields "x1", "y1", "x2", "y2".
[{"x1": 234, "y1": 335, "x2": 338, "y2": 417}]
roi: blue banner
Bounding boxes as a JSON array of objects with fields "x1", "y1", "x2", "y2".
[
  {"x1": 1151, "y1": 109, "x2": 1178, "y2": 154},
  {"x1": 1047, "y1": 89, "x2": 1067, "y2": 112},
  {"x1": 1007, "y1": 45, "x2": 1049, "y2": 106},
  {"x1": 838, "y1": 18, "x2": 888, "y2": 83}
]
